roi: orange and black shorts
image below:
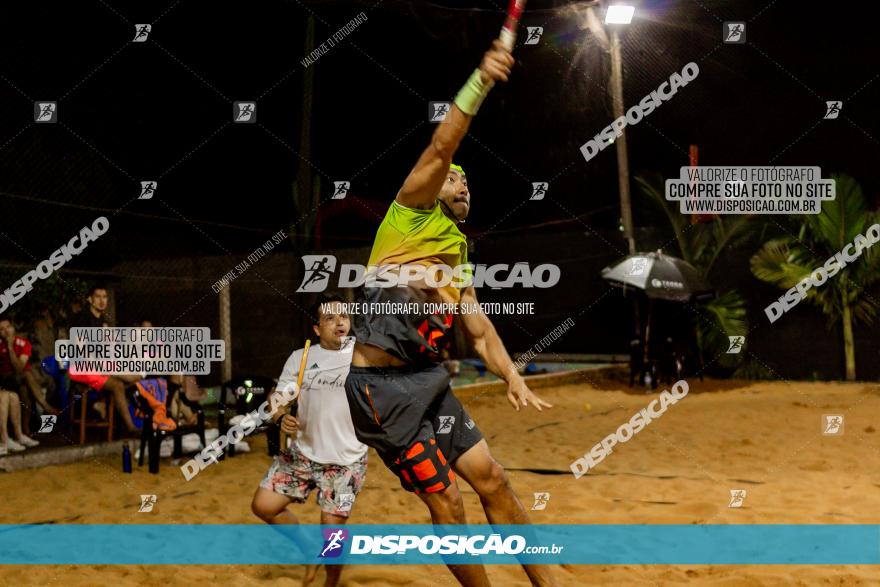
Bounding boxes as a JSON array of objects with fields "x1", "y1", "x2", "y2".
[{"x1": 344, "y1": 363, "x2": 483, "y2": 494}]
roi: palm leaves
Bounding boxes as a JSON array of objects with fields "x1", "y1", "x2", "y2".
[
  {"x1": 635, "y1": 173, "x2": 755, "y2": 276},
  {"x1": 750, "y1": 174, "x2": 879, "y2": 379},
  {"x1": 636, "y1": 172, "x2": 754, "y2": 370},
  {"x1": 698, "y1": 289, "x2": 748, "y2": 369}
]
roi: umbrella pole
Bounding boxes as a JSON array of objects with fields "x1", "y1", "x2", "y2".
[
  {"x1": 631, "y1": 296, "x2": 641, "y2": 346},
  {"x1": 694, "y1": 323, "x2": 705, "y2": 381},
  {"x1": 643, "y1": 298, "x2": 653, "y2": 386}
]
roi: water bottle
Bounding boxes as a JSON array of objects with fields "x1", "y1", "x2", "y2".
[{"x1": 122, "y1": 442, "x2": 132, "y2": 473}]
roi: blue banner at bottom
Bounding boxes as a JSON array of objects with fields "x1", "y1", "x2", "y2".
[{"x1": 0, "y1": 524, "x2": 876, "y2": 565}]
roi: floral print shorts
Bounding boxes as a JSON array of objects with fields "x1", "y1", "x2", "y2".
[{"x1": 260, "y1": 444, "x2": 367, "y2": 517}]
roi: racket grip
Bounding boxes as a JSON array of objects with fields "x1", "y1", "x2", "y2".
[
  {"x1": 280, "y1": 400, "x2": 297, "y2": 453},
  {"x1": 486, "y1": 31, "x2": 513, "y2": 91},
  {"x1": 500, "y1": 0, "x2": 525, "y2": 51},
  {"x1": 499, "y1": 27, "x2": 516, "y2": 52},
  {"x1": 488, "y1": 0, "x2": 524, "y2": 88}
]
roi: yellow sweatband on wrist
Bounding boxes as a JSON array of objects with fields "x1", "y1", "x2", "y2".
[{"x1": 454, "y1": 69, "x2": 490, "y2": 116}]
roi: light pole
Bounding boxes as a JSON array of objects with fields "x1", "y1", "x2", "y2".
[
  {"x1": 604, "y1": 4, "x2": 636, "y2": 254},
  {"x1": 593, "y1": 4, "x2": 647, "y2": 384}
]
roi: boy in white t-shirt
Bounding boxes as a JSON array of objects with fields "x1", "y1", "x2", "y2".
[{"x1": 251, "y1": 294, "x2": 366, "y2": 586}]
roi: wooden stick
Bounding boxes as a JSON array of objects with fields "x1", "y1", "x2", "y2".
[{"x1": 282, "y1": 339, "x2": 311, "y2": 451}]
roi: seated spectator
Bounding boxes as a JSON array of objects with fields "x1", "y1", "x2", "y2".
[
  {"x1": 30, "y1": 306, "x2": 60, "y2": 405},
  {"x1": 32, "y1": 306, "x2": 59, "y2": 361},
  {"x1": 0, "y1": 317, "x2": 59, "y2": 436},
  {"x1": 138, "y1": 320, "x2": 197, "y2": 427},
  {"x1": 0, "y1": 390, "x2": 39, "y2": 455},
  {"x1": 67, "y1": 286, "x2": 141, "y2": 435},
  {"x1": 174, "y1": 375, "x2": 203, "y2": 426}
]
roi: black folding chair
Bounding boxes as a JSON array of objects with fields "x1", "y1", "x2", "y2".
[
  {"x1": 217, "y1": 375, "x2": 280, "y2": 459},
  {"x1": 131, "y1": 379, "x2": 206, "y2": 474}
]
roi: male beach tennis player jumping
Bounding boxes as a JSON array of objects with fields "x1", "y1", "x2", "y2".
[{"x1": 344, "y1": 39, "x2": 557, "y2": 587}]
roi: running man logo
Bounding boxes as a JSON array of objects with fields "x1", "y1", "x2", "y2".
[
  {"x1": 628, "y1": 257, "x2": 648, "y2": 276},
  {"x1": 337, "y1": 493, "x2": 355, "y2": 513},
  {"x1": 822, "y1": 414, "x2": 844, "y2": 435},
  {"x1": 38, "y1": 415, "x2": 56, "y2": 433},
  {"x1": 133, "y1": 24, "x2": 151, "y2": 42},
  {"x1": 429, "y1": 101, "x2": 451, "y2": 122},
  {"x1": 531, "y1": 492, "x2": 550, "y2": 511},
  {"x1": 34, "y1": 102, "x2": 57, "y2": 123},
  {"x1": 723, "y1": 22, "x2": 746, "y2": 43},
  {"x1": 824, "y1": 101, "x2": 842, "y2": 119},
  {"x1": 436, "y1": 416, "x2": 455, "y2": 435},
  {"x1": 138, "y1": 494, "x2": 157, "y2": 512},
  {"x1": 525, "y1": 27, "x2": 543, "y2": 45},
  {"x1": 139, "y1": 181, "x2": 157, "y2": 200},
  {"x1": 728, "y1": 489, "x2": 746, "y2": 508},
  {"x1": 319, "y1": 528, "x2": 348, "y2": 558},
  {"x1": 332, "y1": 181, "x2": 350, "y2": 200},
  {"x1": 530, "y1": 182, "x2": 548, "y2": 200},
  {"x1": 297, "y1": 255, "x2": 338, "y2": 292},
  {"x1": 726, "y1": 336, "x2": 745, "y2": 354},
  {"x1": 233, "y1": 101, "x2": 257, "y2": 123}
]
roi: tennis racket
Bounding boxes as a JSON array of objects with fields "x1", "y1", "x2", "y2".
[
  {"x1": 499, "y1": 0, "x2": 527, "y2": 51},
  {"x1": 484, "y1": 0, "x2": 527, "y2": 93}
]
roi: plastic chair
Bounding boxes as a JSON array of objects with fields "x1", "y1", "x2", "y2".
[
  {"x1": 217, "y1": 375, "x2": 280, "y2": 459},
  {"x1": 131, "y1": 378, "x2": 206, "y2": 474},
  {"x1": 42, "y1": 355, "x2": 120, "y2": 442},
  {"x1": 70, "y1": 384, "x2": 115, "y2": 444}
]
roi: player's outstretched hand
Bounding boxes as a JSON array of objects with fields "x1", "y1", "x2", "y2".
[
  {"x1": 280, "y1": 415, "x2": 300, "y2": 434},
  {"x1": 506, "y1": 378, "x2": 553, "y2": 412},
  {"x1": 478, "y1": 39, "x2": 515, "y2": 85}
]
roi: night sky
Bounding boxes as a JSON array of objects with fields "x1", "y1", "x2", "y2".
[{"x1": 2, "y1": 0, "x2": 877, "y2": 265}]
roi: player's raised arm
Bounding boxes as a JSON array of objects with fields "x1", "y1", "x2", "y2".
[
  {"x1": 458, "y1": 286, "x2": 553, "y2": 412},
  {"x1": 396, "y1": 40, "x2": 514, "y2": 209}
]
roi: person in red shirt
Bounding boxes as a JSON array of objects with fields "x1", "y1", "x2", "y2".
[
  {"x1": 0, "y1": 317, "x2": 57, "y2": 438},
  {"x1": 66, "y1": 287, "x2": 140, "y2": 434}
]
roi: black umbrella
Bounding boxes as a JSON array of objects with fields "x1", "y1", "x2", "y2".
[
  {"x1": 601, "y1": 251, "x2": 712, "y2": 388},
  {"x1": 601, "y1": 251, "x2": 713, "y2": 302}
]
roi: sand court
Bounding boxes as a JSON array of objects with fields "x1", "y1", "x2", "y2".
[{"x1": 2, "y1": 372, "x2": 877, "y2": 585}]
